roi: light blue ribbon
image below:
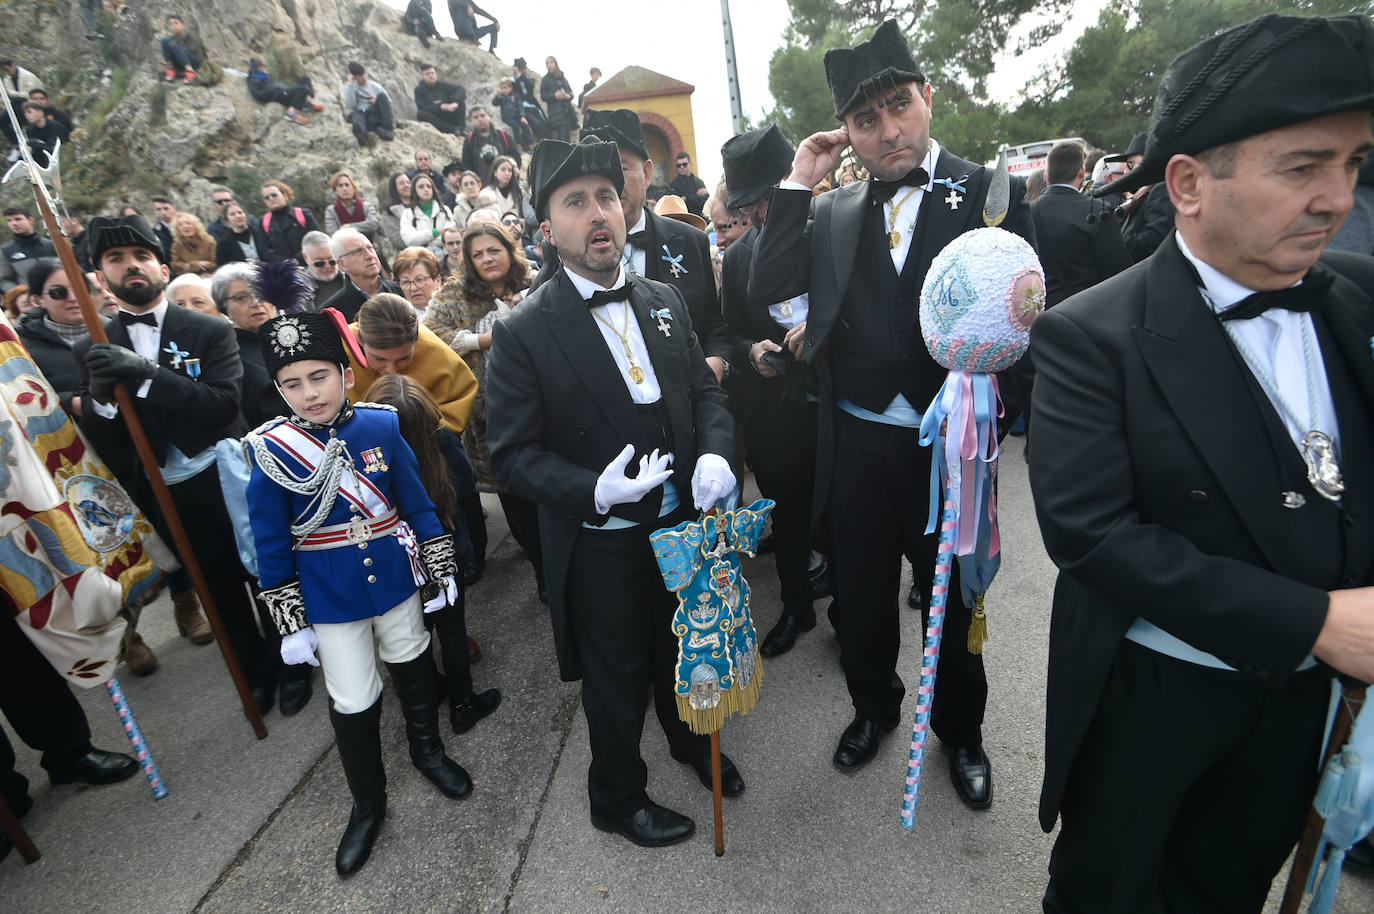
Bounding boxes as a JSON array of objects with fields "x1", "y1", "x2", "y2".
[
  {"x1": 930, "y1": 175, "x2": 969, "y2": 194},
  {"x1": 649, "y1": 307, "x2": 673, "y2": 321},
  {"x1": 163, "y1": 341, "x2": 189, "y2": 368},
  {"x1": 661, "y1": 245, "x2": 687, "y2": 274}
]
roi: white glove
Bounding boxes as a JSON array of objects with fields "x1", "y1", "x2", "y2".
[
  {"x1": 594, "y1": 444, "x2": 673, "y2": 514},
  {"x1": 423, "y1": 575, "x2": 458, "y2": 614},
  {"x1": 280, "y1": 628, "x2": 320, "y2": 667},
  {"x1": 452, "y1": 330, "x2": 480, "y2": 354},
  {"x1": 691, "y1": 453, "x2": 736, "y2": 511}
]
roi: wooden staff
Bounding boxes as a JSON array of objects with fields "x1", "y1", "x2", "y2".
[
  {"x1": 0, "y1": 795, "x2": 39, "y2": 864},
  {"x1": 711, "y1": 730, "x2": 725, "y2": 857},
  {"x1": 2, "y1": 95, "x2": 267, "y2": 739},
  {"x1": 1280, "y1": 684, "x2": 1367, "y2": 913}
]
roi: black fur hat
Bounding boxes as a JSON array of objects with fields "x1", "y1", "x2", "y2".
[
  {"x1": 824, "y1": 20, "x2": 925, "y2": 120},
  {"x1": 1097, "y1": 14, "x2": 1374, "y2": 197},
  {"x1": 259, "y1": 311, "x2": 350, "y2": 378},
  {"x1": 530, "y1": 138, "x2": 626, "y2": 221},
  {"x1": 721, "y1": 124, "x2": 796, "y2": 209},
  {"x1": 580, "y1": 108, "x2": 651, "y2": 162}
]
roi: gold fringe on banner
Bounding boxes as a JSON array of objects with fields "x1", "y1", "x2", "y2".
[{"x1": 677, "y1": 661, "x2": 765, "y2": 736}]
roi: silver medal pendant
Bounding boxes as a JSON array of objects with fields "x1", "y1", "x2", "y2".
[{"x1": 1301, "y1": 430, "x2": 1344, "y2": 502}]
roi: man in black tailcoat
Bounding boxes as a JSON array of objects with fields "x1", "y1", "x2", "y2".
[
  {"x1": 718, "y1": 123, "x2": 821, "y2": 657},
  {"x1": 533, "y1": 108, "x2": 733, "y2": 383},
  {"x1": 485, "y1": 138, "x2": 741, "y2": 849},
  {"x1": 74, "y1": 215, "x2": 277, "y2": 711},
  {"x1": 748, "y1": 20, "x2": 1034, "y2": 807},
  {"x1": 1030, "y1": 14, "x2": 1374, "y2": 912}
]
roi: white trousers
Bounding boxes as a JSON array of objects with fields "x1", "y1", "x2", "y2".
[{"x1": 314, "y1": 593, "x2": 429, "y2": 714}]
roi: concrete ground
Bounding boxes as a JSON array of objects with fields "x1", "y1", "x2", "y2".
[{"x1": 3, "y1": 458, "x2": 1372, "y2": 913}]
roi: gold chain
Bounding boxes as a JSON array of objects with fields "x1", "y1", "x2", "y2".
[
  {"x1": 887, "y1": 186, "x2": 922, "y2": 249},
  {"x1": 590, "y1": 302, "x2": 646, "y2": 384}
]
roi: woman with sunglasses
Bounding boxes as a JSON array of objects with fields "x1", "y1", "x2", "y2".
[
  {"x1": 424, "y1": 221, "x2": 542, "y2": 596},
  {"x1": 14, "y1": 258, "x2": 98, "y2": 417},
  {"x1": 260, "y1": 180, "x2": 321, "y2": 263}
]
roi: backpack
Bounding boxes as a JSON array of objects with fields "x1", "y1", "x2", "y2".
[{"x1": 262, "y1": 207, "x2": 306, "y2": 234}]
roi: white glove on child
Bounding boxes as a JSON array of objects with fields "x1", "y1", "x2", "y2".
[
  {"x1": 594, "y1": 444, "x2": 674, "y2": 514},
  {"x1": 452, "y1": 330, "x2": 480, "y2": 355},
  {"x1": 280, "y1": 627, "x2": 320, "y2": 667},
  {"x1": 423, "y1": 575, "x2": 458, "y2": 613},
  {"x1": 691, "y1": 453, "x2": 736, "y2": 511}
]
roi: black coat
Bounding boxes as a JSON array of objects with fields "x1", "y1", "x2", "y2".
[
  {"x1": 260, "y1": 206, "x2": 320, "y2": 263},
  {"x1": 215, "y1": 223, "x2": 270, "y2": 266},
  {"x1": 320, "y1": 277, "x2": 402, "y2": 323},
  {"x1": 1030, "y1": 185, "x2": 1132, "y2": 308},
  {"x1": 540, "y1": 72, "x2": 578, "y2": 134},
  {"x1": 485, "y1": 270, "x2": 733, "y2": 680},
  {"x1": 1120, "y1": 182, "x2": 1176, "y2": 263},
  {"x1": 15, "y1": 308, "x2": 94, "y2": 416},
  {"x1": 414, "y1": 78, "x2": 466, "y2": 125},
  {"x1": 235, "y1": 326, "x2": 289, "y2": 428},
  {"x1": 532, "y1": 207, "x2": 731, "y2": 363},
  {"x1": 75, "y1": 302, "x2": 248, "y2": 474},
  {"x1": 748, "y1": 150, "x2": 1036, "y2": 521},
  {"x1": 1028, "y1": 235, "x2": 1374, "y2": 832}
]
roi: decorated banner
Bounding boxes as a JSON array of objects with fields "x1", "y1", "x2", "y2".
[
  {"x1": 0, "y1": 313, "x2": 172, "y2": 686},
  {"x1": 651, "y1": 499, "x2": 774, "y2": 736}
]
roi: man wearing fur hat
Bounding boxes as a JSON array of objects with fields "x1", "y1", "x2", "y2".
[
  {"x1": 749, "y1": 20, "x2": 1034, "y2": 806},
  {"x1": 1029, "y1": 14, "x2": 1374, "y2": 911},
  {"x1": 485, "y1": 137, "x2": 740, "y2": 848}
]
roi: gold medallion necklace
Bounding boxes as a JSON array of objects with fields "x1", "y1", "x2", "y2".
[
  {"x1": 887, "y1": 186, "x2": 922, "y2": 249},
  {"x1": 591, "y1": 302, "x2": 646, "y2": 384}
]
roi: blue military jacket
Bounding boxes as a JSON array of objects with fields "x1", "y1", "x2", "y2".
[{"x1": 246, "y1": 403, "x2": 443, "y2": 626}]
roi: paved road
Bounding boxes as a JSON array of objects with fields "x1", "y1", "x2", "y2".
[{"x1": 4, "y1": 460, "x2": 1372, "y2": 912}]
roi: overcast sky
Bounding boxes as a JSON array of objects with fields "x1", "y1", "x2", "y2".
[{"x1": 383, "y1": 0, "x2": 1107, "y2": 190}]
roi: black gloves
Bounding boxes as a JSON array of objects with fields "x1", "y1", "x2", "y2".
[{"x1": 86, "y1": 342, "x2": 157, "y2": 379}]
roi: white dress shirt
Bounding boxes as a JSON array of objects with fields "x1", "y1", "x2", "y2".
[
  {"x1": 564, "y1": 266, "x2": 661, "y2": 403},
  {"x1": 622, "y1": 211, "x2": 648, "y2": 277}
]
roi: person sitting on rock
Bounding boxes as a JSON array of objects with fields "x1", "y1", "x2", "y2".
[
  {"x1": 160, "y1": 15, "x2": 205, "y2": 85},
  {"x1": 343, "y1": 62, "x2": 394, "y2": 146},
  {"x1": 26, "y1": 89, "x2": 72, "y2": 133},
  {"x1": 449, "y1": 2, "x2": 499, "y2": 51},
  {"x1": 414, "y1": 64, "x2": 465, "y2": 136},
  {"x1": 21, "y1": 100, "x2": 67, "y2": 168},
  {"x1": 490, "y1": 77, "x2": 531, "y2": 151},
  {"x1": 246, "y1": 58, "x2": 324, "y2": 126},
  {"x1": 403, "y1": 0, "x2": 443, "y2": 48}
]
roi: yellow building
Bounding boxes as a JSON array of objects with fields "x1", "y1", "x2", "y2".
[{"x1": 583, "y1": 66, "x2": 698, "y2": 189}]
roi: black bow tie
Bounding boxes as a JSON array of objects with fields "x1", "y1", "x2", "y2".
[
  {"x1": 587, "y1": 281, "x2": 634, "y2": 308},
  {"x1": 870, "y1": 167, "x2": 931, "y2": 203},
  {"x1": 117, "y1": 311, "x2": 158, "y2": 328},
  {"x1": 1218, "y1": 269, "x2": 1335, "y2": 321},
  {"x1": 625, "y1": 230, "x2": 649, "y2": 249}
]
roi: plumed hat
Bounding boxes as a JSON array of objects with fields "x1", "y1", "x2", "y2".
[
  {"x1": 1097, "y1": 14, "x2": 1374, "y2": 197},
  {"x1": 259, "y1": 310, "x2": 352, "y2": 378},
  {"x1": 89, "y1": 215, "x2": 166, "y2": 265},
  {"x1": 580, "y1": 108, "x2": 650, "y2": 162},
  {"x1": 824, "y1": 19, "x2": 926, "y2": 120},
  {"x1": 530, "y1": 138, "x2": 625, "y2": 220},
  {"x1": 721, "y1": 124, "x2": 796, "y2": 209},
  {"x1": 253, "y1": 259, "x2": 314, "y2": 314}
]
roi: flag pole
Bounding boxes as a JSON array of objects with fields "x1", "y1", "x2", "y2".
[{"x1": 0, "y1": 93, "x2": 267, "y2": 740}]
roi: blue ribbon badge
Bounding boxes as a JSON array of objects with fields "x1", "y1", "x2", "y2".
[
  {"x1": 931, "y1": 174, "x2": 970, "y2": 211},
  {"x1": 661, "y1": 245, "x2": 687, "y2": 279},
  {"x1": 649, "y1": 307, "x2": 674, "y2": 338},
  {"x1": 163, "y1": 340, "x2": 190, "y2": 369}
]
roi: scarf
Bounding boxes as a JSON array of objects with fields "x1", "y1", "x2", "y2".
[{"x1": 333, "y1": 195, "x2": 366, "y2": 226}]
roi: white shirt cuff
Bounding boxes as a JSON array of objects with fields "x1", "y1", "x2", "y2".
[{"x1": 779, "y1": 180, "x2": 811, "y2": 192}]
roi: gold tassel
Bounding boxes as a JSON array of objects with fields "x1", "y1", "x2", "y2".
[
  {"x1": 968, "y1": 594, "x2": 989, "y2": 655},
  {"x1": 674, "y1": 661, "x2": 766, "y2": 736}
]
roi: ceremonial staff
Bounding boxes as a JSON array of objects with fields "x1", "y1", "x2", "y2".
[{"x1": 0, "y1": 91, "x2": 268, "y2": 739}]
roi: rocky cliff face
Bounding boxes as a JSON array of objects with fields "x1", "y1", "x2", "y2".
[{"x1": 0, "y1": 0, "x2": 511, "y2": 221}]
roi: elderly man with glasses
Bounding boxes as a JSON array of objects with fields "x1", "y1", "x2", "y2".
[{"x1": 319, "y1": 227, "x2": 401, "y2": 322}]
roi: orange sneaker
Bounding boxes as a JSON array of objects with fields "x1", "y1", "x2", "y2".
[{"x1": 182, "y1": 68, "x2": 196, "y2": 85}]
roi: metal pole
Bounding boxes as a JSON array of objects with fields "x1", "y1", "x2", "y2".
[{"x1": 720, "y1": 0, "x2": 744, "y2": 134}]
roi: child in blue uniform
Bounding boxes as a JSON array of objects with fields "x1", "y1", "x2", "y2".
[{"x1": 245, "y1": 310, "x2": 472, "y2": 876}]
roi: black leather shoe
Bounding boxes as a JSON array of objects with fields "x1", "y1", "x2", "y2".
[
  {"x1": 251, "y1": 683, "x2": 275, "y2": 716},
  {"x1": 1344, "y1": 836, "x2": 1374, "y2": 873},
  {"x1": 48, "y1": 748, "x2": 140, "y2": 785},
  {"x1": 591, "y1": 801, "x2": 695, "y2": 848},
  {"x1": 450, "y1": 688, "x2": 502, "y2": 735},
  {"x1": 336, "y1": 799, "x2": 386, "y2": 876},
  {"x1": 279, "y1": 676, "x2": 313, "y2": 716},
  {"x1": 907, "y1": 583, "x2": 922, "y2": 611},
  {"x1": 676, "y1": 751, "x2": 745, "y2": 797},
  {"x1": 949, "y1": 744, "x2": 993, "y2": 809},
  {"x1": 832, "y1": 716, "x2": 895, "y2": 771},
  {"x1": 808, "y1": 561, "x2": 831, "y2": 601},
  {"x1": 462, "y1": 559, "x2": 484, "y2": 587},
  {"x1": 760, "y1": 608, "x2": 817, "y2": 657}
]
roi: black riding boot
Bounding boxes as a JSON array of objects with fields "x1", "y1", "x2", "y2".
[
  {"x1": 386, "y1": 652, "x2": 473, "y2": 799},
  {"x1": 329, "y1": 696, "x2": 386, "y2": 876}
]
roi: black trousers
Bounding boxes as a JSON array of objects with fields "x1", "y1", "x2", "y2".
[
  {"x1": 742, "y1": 393, "x2": 817, "y2": 616},
  {"x1": 427, "y1": 576, "x2": 474, "y2": 700},
  {"x1": 1044, "y1": 642, "x2": 1329, "y2": 914},
  {"x1": 565, "y1": 518, "x2": 706, "y2": 817},
  {"x1": 140, "y1": 465, "x2": 269, "y2": 688},
  {"x1": 827, "y1": 409, "x2": 986, "y2": 746},
  {"x1": 0, "y1": 614, "x2": 93, "y2": 804},
  {"x1": 417, "y1": 109, "x2": 465, "y2": 136}
]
